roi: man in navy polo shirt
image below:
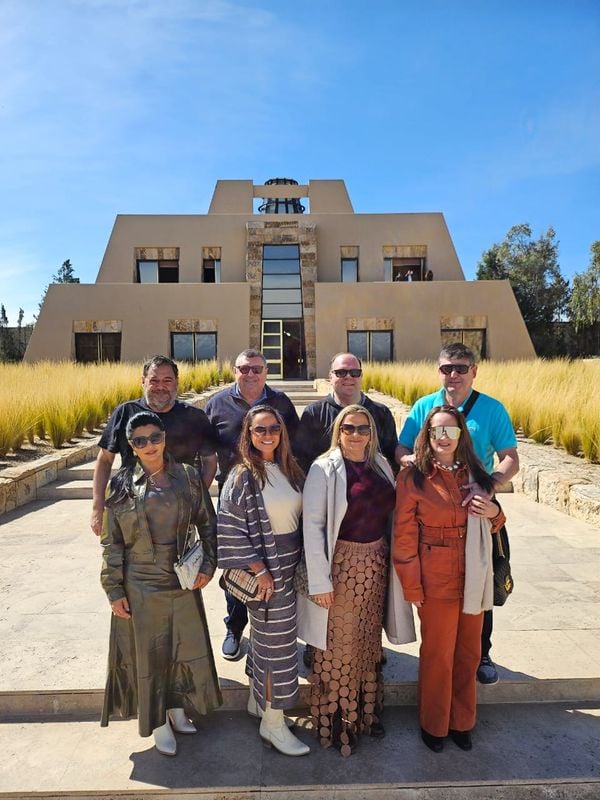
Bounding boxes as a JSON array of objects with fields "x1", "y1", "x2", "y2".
[
  {"x1": 205, "y1": 348, "x2": 299, "y2": 660},
  {"x1": 396, "y1": 342, "x2": 519, "y2": 685}
]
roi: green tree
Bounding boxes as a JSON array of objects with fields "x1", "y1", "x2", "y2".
[
  {"x1": 38, "y1": 259, "x2": 80, "y2": 315},
  {"x1": 569, "y1": 241, "x2": 600, "y2": 355},
  {"x1": 476, "y1": 224, "x2": 570, "y2": 356}
]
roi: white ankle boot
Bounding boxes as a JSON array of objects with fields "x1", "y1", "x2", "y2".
[
  {"x1": 153, "y1": 718, "x2": 177, "y2": 756},
  {"x1": 259, "y1": 702, "x2": 309, "y2": 756},
  {"x1": 167, "y1": 707, "x2": 196, "y2": 734},
  {"x1": 247, "y1": 691, "x2": 293, "y2": 727}
]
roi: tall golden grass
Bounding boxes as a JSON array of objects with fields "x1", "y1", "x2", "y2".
[
  {"x1": 0, "y1": 360, "x2": 230, "y2": 457},
  {"x1": 362, "y1": 359, "x2": 600, "y2": 463}
]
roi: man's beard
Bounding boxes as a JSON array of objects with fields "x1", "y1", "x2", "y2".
[{"x1": 146, "y1": 390, "x2": 176, "y2": 412}]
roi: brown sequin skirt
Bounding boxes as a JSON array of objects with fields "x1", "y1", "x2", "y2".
[{"x1": 309, "y1": 536, "x2": 387, "y2": 757}]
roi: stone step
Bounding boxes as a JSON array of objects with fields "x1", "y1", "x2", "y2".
[
  {"x1": 1, "y1": 702, "x2": 598, "y2": 798},
  {"x1": 37, "y1": 479, "x2": 95, "y2": 500}
]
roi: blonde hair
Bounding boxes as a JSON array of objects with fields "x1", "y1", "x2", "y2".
[{"x1": 327, "y1": 404, "x2": 379, "y2": 468}]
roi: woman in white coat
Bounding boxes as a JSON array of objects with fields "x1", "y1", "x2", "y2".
[{"x1": 299, "y1": 404, "x2": 415, "y2": 756}]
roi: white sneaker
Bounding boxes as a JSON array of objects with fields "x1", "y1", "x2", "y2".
[
  {"x1": 167, "y1": 708, "x2": 196, "y2": 734},
  {"x1": 259, "y1": 703, "x2": 309, "y2": 757},
  {"x1": 153, "y1": 719, "x2": 177, "y2": 756}
]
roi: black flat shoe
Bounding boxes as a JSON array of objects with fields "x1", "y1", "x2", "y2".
[
  {"x1": 369, "y1": 720, "x2": 385, "y2": 739},
  {"x1": 449, "y1": 729, "x2": 472, "y2": 751},
  {"x1": 420, "y1": 728, "x2": 444, "y2": 753}
]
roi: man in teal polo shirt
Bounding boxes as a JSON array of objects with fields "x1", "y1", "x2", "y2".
[{"x1": 396, "y1": 342, "x2": 519, "y2": 685}]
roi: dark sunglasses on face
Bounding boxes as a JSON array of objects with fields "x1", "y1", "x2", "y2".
[
  {"x1": 340, "y1": 423, "x2": 371, "y2": 436},
  {"x1": 236, "y1": 365, "x2": 265, "y2": 375},
  {"x1": 331, "y1": 368, "x2": 362, "y2": 378},
  {"x1": 251, "y1": 424, "x2": 282, "y2": 435},
  {"x1": 429, "y1": 425, "x2": 461, "y2": 441},
  {"x1": 130, "y1": 431, "x2": 165, "y2": 449},
  {"x1": 439, "y1": 363, "x2": 472, "y2": 375}
]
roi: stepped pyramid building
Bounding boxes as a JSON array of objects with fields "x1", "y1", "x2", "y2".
[{"x1": 26, "y1": 177, "x2": 534, "y2": 375}]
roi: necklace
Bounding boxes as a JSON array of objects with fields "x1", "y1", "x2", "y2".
[
  {"x1": 433, "y1": 457, "x2": 462, "y2": 473},
  {"x1": 146, "y1": 466, "x2": 165, "y2": 486}
]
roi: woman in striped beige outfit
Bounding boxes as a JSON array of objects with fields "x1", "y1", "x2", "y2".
[{"x1": 217, "y1": 404, "x2": 310, "y2": 756}]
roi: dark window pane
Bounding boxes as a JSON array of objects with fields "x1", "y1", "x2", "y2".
[
  {"x1": 158, "y1": 266, "x2": 179, "y2": 283},
  {"x1": 266, "y1": 362, "x2": 281, "y2": 375},
  {"x1": 75, "y1": 333, "x2": 99, "y2": 363},
  {"x1": 138, "y1": 261, "x2": 158, "y2": 283},
  {"x1": 100, "y1": 333, "x2": 121, "y2": 362},
  {"x1": 263, "y1": 321, "x2": 280, "y2": 333},
  {"x1": 262, "y1": 289, "x2": 302, "y2": 304},
  {"x1": 262, "y1": 303, "x2": 303, "y2": 318},
  {"x1": 262, "y1": 259, "x2": 300, "y2": 275},
  {"x1": 371, "y1": 331, "x2": 392, "y2": 362},
  {"x1": 262, "y1": 333, "x2": 281, "y2": 346},
  {"x1": 263, "y1": 346, "x2": 281, "y2": 359},
  {"x1": 172, "y1": 333, "x2": 194, "y2": 361},
  {"x1": 348, "y1": 332, "x2": 368, "y2": 362},
  {"x1": 263, "y1": 245, "x2": 300, "y2": 260},
  {"x1": 262, "y1": 274, "x2": 301, "y2": 289},
  {"x1": 195, "y1": 333, "x2": 217, "y2": 361},
  {"x1": 341, "y1": 258, "x2": 358, "y2": 282}
]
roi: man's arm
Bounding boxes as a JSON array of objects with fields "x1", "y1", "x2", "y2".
[
  {"x1": 491, "y1": 447, "x2": 519, "y2": 489},
  {"x1": 200, "y1": 453, "x2": 218, "y2": 488},
  {"x1": 91, "y1": 448, "x2": 116, "y2": 536},
  {"x1": 395, "y1": 443, "x2": 416, "y2": 468}
]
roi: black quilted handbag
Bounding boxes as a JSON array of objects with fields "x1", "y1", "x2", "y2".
[{"x1": 493, "y1": 525, "x2": 514, "y2": 606}]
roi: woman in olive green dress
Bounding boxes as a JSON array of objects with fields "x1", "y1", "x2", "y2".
[{"x1": 100, "y1": 411, "x2": 222, "y2": 756}]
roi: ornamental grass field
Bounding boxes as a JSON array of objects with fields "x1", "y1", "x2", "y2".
[
  {"x1": 0, "y1": 360, "x2": 233, "y2": 458},
  {"x1": 362, "y1": 359, "x2": 600, "y2": 463}
]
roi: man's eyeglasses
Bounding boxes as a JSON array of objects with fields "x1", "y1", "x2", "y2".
[
  {"x1": 251, "y1": 424, "x2": 282, "y2": 435},
  {"x1": 340, "y1": 423, "x2": 371, "y2": 436},
  {"x1": 429, "y1": 425, "x2": 461, "y2": 441},
  {"x1": 235, "y1": 365, "x2": 265, "y2": 375},
  {"x1": 130, "y1": 431, "x2": 165, "y2": 449},
  {"x1": 331, "y1": 368, "x2": 362, "y2": 378},
  {"x1": 438, "y1": 363, "x2": 472, "y2": 375}
]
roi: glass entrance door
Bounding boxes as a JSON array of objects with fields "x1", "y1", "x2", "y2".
[{"x1": 262, "y1": 319, "x2": 283, "y2": 379}]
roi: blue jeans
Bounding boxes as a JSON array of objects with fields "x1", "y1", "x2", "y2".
[{"x1": 224, "y1": 591, "x2": 248, "y2": 637}]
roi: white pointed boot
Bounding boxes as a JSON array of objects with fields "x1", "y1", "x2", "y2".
[
  {"x1": 259, "y1": 702, "x2": 310, "y2": 756},
  {"x1": 167, "y1": 707, "x2": 196, "y2": 734},
  {"x1": 247, "y1": 684, "x2": 293, "y2": 727},
  {"x1": 153, "y1": 718, "x2": 177, "y2": 756}
]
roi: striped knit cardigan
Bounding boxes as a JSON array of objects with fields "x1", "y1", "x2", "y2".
[{"x1": 216, "y1": 465, "x2": 284, "y2": 590}]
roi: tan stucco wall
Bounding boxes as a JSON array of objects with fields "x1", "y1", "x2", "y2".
[
  {"x1": 95, "y1": 211, "x2": 463, "y2": 285},
  {"x1": 313, "y1": 280, "x2": 535, "y2": 375},
  {"x1": 25, "y1": 283, "x2": 250, "y2": 363}
]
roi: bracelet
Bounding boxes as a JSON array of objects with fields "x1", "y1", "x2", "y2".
[{"x1": 255, "y1": 567, "x2": 268, "y2": 577}]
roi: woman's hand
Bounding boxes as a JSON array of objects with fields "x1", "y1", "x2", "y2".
[
  {"x1": 468, "y1": 494, "x2": 501, "y2": 519},
  {"x1": 313, "y1": 591, "x2": 335, "y2": 609},
  {"x1": 412, "y1": 600, "x2": 423, "y2": 608},
  {"x1": 256, "y1": 569, "x2": 275, "y2": 602},
  {"x1": 110, "y1": 597, "x2": 131, "y2": 619},
  {"x1": 193, "y1": 572, "x2": 212, "y2": 590}
]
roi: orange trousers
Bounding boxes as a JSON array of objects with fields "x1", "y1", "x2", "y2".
[{"x1": 417, "y1": 598, "x2": 483, "y2": 737}]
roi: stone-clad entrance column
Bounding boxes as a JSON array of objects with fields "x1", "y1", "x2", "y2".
[{"x1": 246, "y1": 220, "x2": 317, "y2": 379}]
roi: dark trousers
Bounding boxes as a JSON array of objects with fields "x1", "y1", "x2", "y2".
[
  {"x1": 224, "y1": 591, "x2": 248, "y2": 636},
  {"x1": 481, "y1": 609, "x2": 492, "y2": 658}
]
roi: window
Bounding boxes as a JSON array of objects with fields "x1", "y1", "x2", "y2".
[
  {"x1": 341, "y1": 258, "x2": 358, "y2": 282},
  {"x1": 136, "y1": 259, "x2": 179, "y2": 283},
  {"x1": 75, "y1": 333, "x2": 121, "y2": 363},
  {"x1": 347, "y1": 331, "x2": 393, "y2": 362},
  {"x1": 262, "y1": 244, "x2": 302, "y2": 319},
  {"x1": 441, "y1": 328, "x2": 487, "y2": 360},
  {"x1": 171, "y1": 332, "x2": 217, "y2": 362},
  {"x1": 384, "y1": 257, "x2": 425, "y2": 282},
  {"x1": 203, "y1": 259, "x2": 221, "y2": 283}
]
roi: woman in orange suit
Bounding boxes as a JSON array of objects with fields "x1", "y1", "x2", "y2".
[{"x1": 393, "y1": 405, "x2": 505, "y2": 753}]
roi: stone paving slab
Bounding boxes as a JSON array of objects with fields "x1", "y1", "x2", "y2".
[{"x1": 0, "y1": 703, "x2": 599, "y2": 797}]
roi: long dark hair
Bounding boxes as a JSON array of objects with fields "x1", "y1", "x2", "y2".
[
  {"x1": 106, "y1": 411, "x2": 165, "y2": 506},
  {"x1": 412, "y1": 405, "x2": 494, "y2": 492},
  {"x1": 235, "y1": 404, "x2": 304, "y2": 492}
]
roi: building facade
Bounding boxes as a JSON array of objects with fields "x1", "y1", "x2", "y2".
[{"x1": 25, "y1": 178, "x2": 535, "y2": 374}]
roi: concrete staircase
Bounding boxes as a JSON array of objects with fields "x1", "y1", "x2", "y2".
[{"x1": 1, "y1": 380, "x2": 599, "y2": 798}]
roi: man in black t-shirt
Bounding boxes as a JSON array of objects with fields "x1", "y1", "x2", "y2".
[{"x1": 89, "y1": 355, "x2": 217, "y2": 535}]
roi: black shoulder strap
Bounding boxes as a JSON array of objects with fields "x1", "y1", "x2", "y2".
[{"x1": 461, "y1": 390, "x2": 480, "y2": 419}]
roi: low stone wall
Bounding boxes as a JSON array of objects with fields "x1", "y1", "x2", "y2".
[{"x1": 0, "y1": 385, "x2": 222, "y2": 519}]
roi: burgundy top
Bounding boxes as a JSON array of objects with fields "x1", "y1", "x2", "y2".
[{"x1": 338, "y1": 458, "x2": 396, "y2": 543}]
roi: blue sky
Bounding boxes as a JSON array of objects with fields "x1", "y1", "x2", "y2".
[{"x1": 1, "y1": 0, "x2": 598, "y2": 323}]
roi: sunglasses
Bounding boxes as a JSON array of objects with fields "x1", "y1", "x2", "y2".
[
  {"x1": 439, "y1": 363, "x2": 472, "y2": 375},
  {"x1": 331, "y1": 368, "x2": 362, "y2": 378},
  {"x1": 130, "y1": 431, "x2": 165, "y2": 449},
  {"x1": 251, "y1": 424, "x2": 282, "y2": 435},
  {"x1": 235, "y1": 365, "x2": 265, "y2": 375},
  {"x1": 429, "y1": 425, "x2": 461, "y2": 441},
  {"x1": 340, "y1": 423, "x2": 371, "y2": 436}
]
